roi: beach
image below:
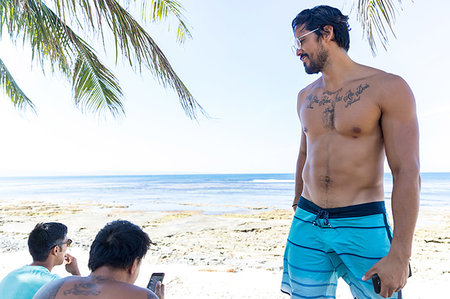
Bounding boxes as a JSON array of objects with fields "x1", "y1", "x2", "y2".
[{"x1": 0, "y1": 199, "x2": 448, "y2": 298}]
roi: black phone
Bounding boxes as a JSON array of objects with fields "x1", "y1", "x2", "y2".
[
  {"x1": 372, "y1": 264, "x2": 412, "y2": 294},
  {"x1": 147, "y1": 272, "x2": 165, "y2": 292},
  {"x1": 372, "y1": 274, "x2": 381, "y2": 294}
]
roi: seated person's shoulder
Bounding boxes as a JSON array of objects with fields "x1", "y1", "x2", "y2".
[
  {"x1": 34, "y1": 277, "x2": 159, "y2": 299},
  {"x1": 33, "y1": 276, "x2": 75, "y2": 299},
  {"x1": 116, "y1": 283, "x2": 159, "y2": 299}
]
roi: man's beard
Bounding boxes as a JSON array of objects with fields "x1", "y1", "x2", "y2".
[{"x1": 303, "y1": 45, "x2": 328, "y2": 74}]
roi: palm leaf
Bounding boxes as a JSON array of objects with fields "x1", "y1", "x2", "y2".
[
  {"x1": 357, "y1": 0, "x2": 403, "y2": 55},
  {"x1": 2, "y1": 0, "x2": 202, "y2": 118},
  {"x1": 0, "y1": 58, "x2": 36, "y2": 113},
  {"x1": 6, "y1": 0, "x2": 124, "y2": 116},
  {"x1": 72, "y1": 40, "x2": 124, "y2": 117},
  {"x1": 141, "y1": 0, "x2": 192, "y2": 43},
  {"x1": 47, "y1": 0, "x2": 202, "y2": 118},
  {"x1": 93, "y1": 0, "x2": 204, "y2": 118}
]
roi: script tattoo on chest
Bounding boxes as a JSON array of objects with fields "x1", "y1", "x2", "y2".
[{"x1": 305, "y1": 83, "x2": 370, "y2": 129}]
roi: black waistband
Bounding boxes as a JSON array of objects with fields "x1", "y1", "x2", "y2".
[{"x1": 298, "y1": 196, "x2": 386, "y2": 218}]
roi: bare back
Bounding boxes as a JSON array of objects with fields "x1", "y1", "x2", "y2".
[
  {"x1": 298, "y1": 66, "x2": 390, "y2": 208},
  {"x1": 33, "y1": 275, "x2": 158, "y2": 299}
]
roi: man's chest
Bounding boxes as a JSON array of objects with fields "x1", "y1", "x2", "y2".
[{"x1": 299, "y1": 83, "x2": 381, "y2": 137}]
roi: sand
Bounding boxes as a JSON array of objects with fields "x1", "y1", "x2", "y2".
[{"x1": 0, "y1": 200, "x2": 448, "y2": 298}]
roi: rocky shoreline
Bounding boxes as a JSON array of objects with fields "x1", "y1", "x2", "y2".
[{"x1": 0, "y1": 200, "x2": 448, "y2": 298}]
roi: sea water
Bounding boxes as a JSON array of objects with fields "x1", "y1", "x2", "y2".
[{"x1": 0, "y1": 173, "x2": 448, "y2": 214}]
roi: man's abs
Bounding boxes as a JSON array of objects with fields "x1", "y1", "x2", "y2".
[{"x1": 301, "y1": 133, "x2": 385, "y2": 208}]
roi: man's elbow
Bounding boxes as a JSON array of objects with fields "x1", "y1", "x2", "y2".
[{"x1": 391, "y1": 162, "x2": 421, "y2": 190}]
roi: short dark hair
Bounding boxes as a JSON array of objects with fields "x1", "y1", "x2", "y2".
[
  {"x1": 88, "y1": 220, "x2": 151, "y2": 271},
  {"x1": 28, "y1": 222, "x2": 67, "y2": 262},
  {"x1": 292, "y1": 5, "x2": 350, "y2": 51}
]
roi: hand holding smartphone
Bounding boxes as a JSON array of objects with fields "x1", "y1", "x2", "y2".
[
  {"x1": 147, "y1": 272, "x2": 165, "y2": 293},
  {"x1": 372, "y1": 274, "x2": 381, "y2": 294},
  {"x1": 372, "y1": 264, "x2": 412, "y2": 297}
]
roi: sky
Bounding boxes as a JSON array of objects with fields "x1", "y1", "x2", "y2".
[{"x1": 0, "y1": 0, "x2": 449, "y2": 176}]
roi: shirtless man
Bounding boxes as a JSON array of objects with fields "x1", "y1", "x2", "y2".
[
  {"x1": 34, "y1": 220, "x2": 164, "y2": 299},
  {"x1": 280, "y1": 6, "x2": 419, "y2": 299}
]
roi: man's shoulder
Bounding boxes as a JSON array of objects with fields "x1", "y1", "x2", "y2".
[
  {"x1": 1, "y1": 265, "x2": 58, "y2": 284},
  {"x1": 36, "y1": 277, "x2": 158, "y2": 299},
  {"x1": 298, "y1": 78, "x2": 322, "y2": 100},
  {"x1": 33, "y1": 276, "x2": 71, "y2": 299},
  {"x1": 123, "y1": 283, "x2": 158, "y2": 298},
  {"x1": 355, "y1": 65, "x2": 407, "y2": 88}
]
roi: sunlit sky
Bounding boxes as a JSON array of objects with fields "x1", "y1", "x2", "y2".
[{"x1": 0, "y1": 0, "x2": 448, "y2": 176}]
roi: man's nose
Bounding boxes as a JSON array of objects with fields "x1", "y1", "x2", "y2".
[{"x1": 296, "y1": 48, "x2": 303, "y2": 57}]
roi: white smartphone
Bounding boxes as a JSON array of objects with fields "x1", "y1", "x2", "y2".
[{"x1": 147, "y1": 272, "x2": 165, "y2": 292}]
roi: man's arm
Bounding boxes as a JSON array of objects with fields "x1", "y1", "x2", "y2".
[
  {"x1": 363, "y1": 75, "x2": 420, "y2": 298},
  {"x1": 293, "y1": 131, "x2": 307, "y2": 211},
  {"x1": 292, "y1": 90, "x2": 308, "y2": 211}
]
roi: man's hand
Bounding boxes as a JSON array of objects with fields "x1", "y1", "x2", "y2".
[
  {"x1": 64, "y1": 253, "x2": 81, "y2": 276},
  {"x1": 155, "y1": 281, "x2": 165, "y2": 299},
  {"x1": 362, "y1": 253, "x2": 409, "y2": 298},
  {"x1": 292, "y1": 199, "x2": 298, "y2": 212}
]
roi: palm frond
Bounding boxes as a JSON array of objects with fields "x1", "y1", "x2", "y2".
[
  {"x1": 2, "y1": 0, "x2": 203, "y2": 119},
  {"x1": 94, "y1": 0, "x2": 204, "y2": 118},
  {"x1": 37, "y1": 1, "x2": 124, "y2": 117},
  {"x1": 7, "y1": 0, "x2": 124, "y2": 117},
  {"x1": 0, "y1": 58, "x2": 36, "y2": 113},
  {"x1": 72, "y1": 40, "x2": 124, "y2": 117},
  {"x1": 141, "y1": 0, "x2": 192, "y2": 43},
  {"x1": 357, "y1": 0, "x2": 402, "y2": 55}
]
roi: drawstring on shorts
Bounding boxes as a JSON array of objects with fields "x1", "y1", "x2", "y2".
[{"x1": 312, "y1": 209, "x2": 332, "y2": 227}]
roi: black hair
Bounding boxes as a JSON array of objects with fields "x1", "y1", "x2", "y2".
[
  {"x1": 292, "y1": 5, "x2": 351, "y2": 51},
  {"x1": 28, "y1": 222, "x2": 67, "y2": 262},
  {"x1": 88, "y1": 220, "x2": 151, "y2": 271}
]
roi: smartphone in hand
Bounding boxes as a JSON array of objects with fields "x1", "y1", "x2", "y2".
[
  {"x1": 372, "y1": 274, "x2": 381, "y2": 294},
  {"x1": 147, "y1": 272, "x2": 165, "y2": 292},
  {"x1": 372, "y1": 264, "x2": 412, "y2": 294}
]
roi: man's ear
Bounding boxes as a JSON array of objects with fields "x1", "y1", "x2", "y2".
[
  {"x1": 49, "y1": 246, "x2": 59, "y2": 257},
  {"x1": 128, "y1": 258, "x2": 140, "y2": 275},
  {"x1": 321, "y1": 25, "x2": 334, "y2": 43}
]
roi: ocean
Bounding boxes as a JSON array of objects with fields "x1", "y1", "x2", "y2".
[{"x1": 0, "y1": 173, "x2": 448, "y2": 214}]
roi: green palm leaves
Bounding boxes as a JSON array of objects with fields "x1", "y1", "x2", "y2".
[
  {"x1": 0, "y1": 0, "x2": 203, "y2": 118},
  {"x1": 0, "y1": 58, "x2": 36, "y2": 112},
  {"x1": 357, "y1": 0, "x2": 403, "y2": 55}
]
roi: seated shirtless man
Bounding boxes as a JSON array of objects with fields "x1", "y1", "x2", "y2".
[
  {"x1": 34, "y1": 220, "x2": 164, "y2": 299},
  {"x1": 281, "y1": 5, "x2": 419, "y2": 299}
]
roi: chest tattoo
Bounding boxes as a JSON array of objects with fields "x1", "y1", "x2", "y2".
[{"x1": 305, "y1": 83, "x2": 370, "y2": 129}]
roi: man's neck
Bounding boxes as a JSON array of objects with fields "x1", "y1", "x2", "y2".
[
  {"x1": 30, "y1": 260, "x2": 54, "y2": 272},
  {"x1": 90, "y1": 267, "x2": 131, "y2": 284},
  {"x1": 320, "y1": 48, "x2": 358, "y2": 89}
]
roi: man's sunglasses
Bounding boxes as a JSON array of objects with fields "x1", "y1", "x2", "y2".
[{"x1": 50, "y1": 239, "x2": 72, "y2": 250}]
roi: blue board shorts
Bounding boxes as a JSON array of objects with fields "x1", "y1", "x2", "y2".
[{"x1": 281, "y1": 196, "x2": 402, "y2": 299}]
